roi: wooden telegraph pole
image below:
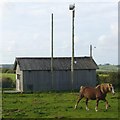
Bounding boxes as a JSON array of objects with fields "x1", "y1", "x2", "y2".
[
  {"x1": 69, "y1": 4, "x2": 75, "y2": 90},
  {"x1": 51, "y1": 13, "x2": 54, "y2": 90}
]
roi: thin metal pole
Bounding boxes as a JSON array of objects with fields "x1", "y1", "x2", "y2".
[
  {"x1": 71, "y1": 9, "x2": 75, "y2": 90},
  {"x1": 51, "y1": 13, "x2": 54, "y2": 90},
  {"x1": 90, "y1": 45, "x2": 92, "y2": 57}
]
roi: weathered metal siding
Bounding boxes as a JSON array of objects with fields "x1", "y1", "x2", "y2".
[
  {"x1": 53, "y1": 70, "x2": 96, "y2": 91},
  {"x1": 53, "y1": 71, "x2": 71, "y2": 91},
  {"x1": 23, "y1": 71, "x2": 52, "y2": 92},
  {"x1": 22, "y1": 70, "x2": 96, "y2": 92},
  {"x1": 73, "y1": 70, "x2": 96, "y2": 89}
]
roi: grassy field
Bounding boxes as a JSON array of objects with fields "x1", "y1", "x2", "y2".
[
  {"x1": 1, "y1": 67, "x2": 119, "y2": 119},
  {"x1": 0, "y1": 73, "x2": 16, "y2": 81},
  {"x1": 2, "y1": 92, "x2": 119, "y2": 119}
]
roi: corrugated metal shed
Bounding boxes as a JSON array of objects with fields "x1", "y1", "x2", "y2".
[{"x1": 13, "y1": 57, "x2": 98, "y2": 71}]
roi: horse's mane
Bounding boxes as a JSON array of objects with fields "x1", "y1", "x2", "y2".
[
  {"x1": 95, "y1": 85, "x2": 100, "y2": 88},
  {"x1": 96, "y1": 84, "x2": 105, "y2": 94},
  {"x1": 95, "y1": 83, "x2": 110, "y2": 94},
  {"x1": 80, "y1": 86, "x2": 86, "y2": 93}
]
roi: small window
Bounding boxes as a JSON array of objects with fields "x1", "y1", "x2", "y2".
[{"x1": 17, "y1": 74, "x2": 20, "y2": 80}]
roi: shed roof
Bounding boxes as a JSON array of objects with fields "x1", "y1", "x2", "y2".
[{"x1": 13, "y1": 57, "x2": 98, "y2": 71}]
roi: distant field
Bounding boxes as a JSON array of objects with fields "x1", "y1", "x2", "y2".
[
  {"x1": 97, "y1": 65, "x2": 118, "y2": 72},
  {"x1": 2, "y1": 92, "x2": 119, "y2": 118}
]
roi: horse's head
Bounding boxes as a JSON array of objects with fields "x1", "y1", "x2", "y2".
[
  {"x1": 96, "y1": 83, "x2": 115, "y2": 95},
  {"x1": 107, "y1": 83, "x2": 115, "y2": 95}
]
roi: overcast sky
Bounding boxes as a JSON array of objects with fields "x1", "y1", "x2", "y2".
[{"x1": 0, "y1": 0, "x2": 118, "y2": 65}]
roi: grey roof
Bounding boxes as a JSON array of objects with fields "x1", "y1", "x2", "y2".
[{"x1": 13, "y1": 57, "x2": 98, "y2": 71}]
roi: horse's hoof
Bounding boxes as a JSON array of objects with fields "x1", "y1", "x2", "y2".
[
  {"x1": 80, "y1": 107, "x2": 83, "y2": 109},
  {"x1": 108, "y1": 105, "x2": 111, "y2": 107},
  {"x1": 74, "y1": 105, "x2": 77, "y2": 109},
  {"x1": 95, "y1": 109, "x2": 98, "y2": 112},
  {"x1": 104, "y1": 109, "x2": 108, "y2": 112},
  {"x1": 95, "y1": 107, "x2": 98, "y2": 112},
  {"x1": 86, "y1": 107, "x2": 89, "y2": 111}
]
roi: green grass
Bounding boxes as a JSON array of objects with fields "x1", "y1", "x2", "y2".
[{"x1": 2, "y1": 92, "x2": 119, "y2": 118}]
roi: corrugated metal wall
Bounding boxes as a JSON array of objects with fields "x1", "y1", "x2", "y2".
[
  {"x1": 23, "y1": 71, "x2": 52, "y2": 91},
  {"x1": 22, "y1": 70, "x2": 96, "y2": 92}
]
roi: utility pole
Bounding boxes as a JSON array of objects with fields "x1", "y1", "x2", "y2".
[
  {"x1": 51, "y1": 13, "x2": 54, "y2": 90},
  {"x1": 69, "y1": 4, "x2": 75, "y2": 90}
]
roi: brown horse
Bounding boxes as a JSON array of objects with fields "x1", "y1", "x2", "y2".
[{"x1": 74, "y1": 83, "x2": 115, "y2": 111}]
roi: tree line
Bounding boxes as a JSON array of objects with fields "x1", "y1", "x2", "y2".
[{"x1": 0, "y1": 68, "x2": 15, "y2": 73}]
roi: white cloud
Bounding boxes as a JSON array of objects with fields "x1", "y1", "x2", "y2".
[
  {"x1": 6, "y1": 40, "x2": 16, "y2": 52},
  {"x1": 1, "y1": 31, "x2": 18, "y2": 52},
  {"x1": 1, "y1": 1, "x2": 118, "y2": 64},
  {"x1": 15, "y1": 5, "x2": 48, "y2": 17},
  {"x1": 110, "y1": 23, "x2": 118, "y2": 36},
  {"x1": 97, "y1": 23, "x2": 118, "y2": 49},
  {"x1": 94, "y1": 23, "x2": 118, "y2": 64},
  {"x1": 1, "y1": 0, "x2": 50, "y2": 3},
  {"x1": 75, "y1": 36, "x2": 79, "y2": 44}
]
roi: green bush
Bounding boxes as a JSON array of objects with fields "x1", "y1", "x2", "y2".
[
  {"x1": 97, "y1": 71, "x2": 120, "y2": 88},
  {"x1": 1, "y1": 77, "x2": 15, "y2": 88},
  {"x1": 108, "y1": 72, "x2": 118, "y2": 87}
]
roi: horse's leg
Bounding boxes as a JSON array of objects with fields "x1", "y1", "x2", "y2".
[
  {"x1": 74, "y1": 95, "x2": 83, "y2": 109},
  {"x1": 104, "y1": 99, "x2": 109, "y2": 110},
  {"x1": 95, "y1": 99, "x2": 99, "y2": 112},
  {"x1": 86, "y1": 98, "x2": 89, "y2": 111}
]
